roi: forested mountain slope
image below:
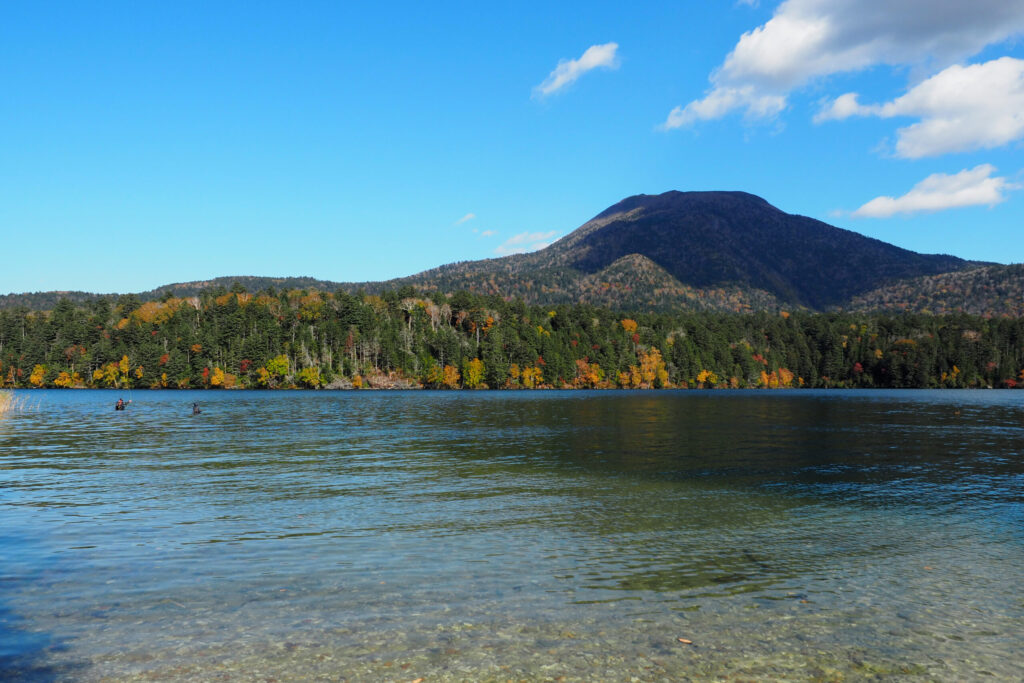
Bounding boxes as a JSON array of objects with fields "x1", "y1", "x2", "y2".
[
  {"x1": 847, "y1": 264, "x2": 1024, "y2": 317},
  {"x1": 377, "y1": 191, "x2": 976, "y2": 310}
]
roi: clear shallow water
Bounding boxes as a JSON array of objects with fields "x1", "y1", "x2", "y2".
[{"x1": 2, "y1": 389, "x2": 1023, "y2": 681}]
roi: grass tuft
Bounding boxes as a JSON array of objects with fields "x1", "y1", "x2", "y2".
[{"x1": 0, "y1": 390, "x2": 27, "y2": 415}]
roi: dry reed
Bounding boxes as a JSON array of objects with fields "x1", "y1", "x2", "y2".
[{"x1": 0, "y1": 390, "x2": 27, "y2": 415}]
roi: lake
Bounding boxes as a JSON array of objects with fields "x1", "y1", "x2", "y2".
[{"x1": 2, "y1": 389, "x2": 1023, "y2": 681}]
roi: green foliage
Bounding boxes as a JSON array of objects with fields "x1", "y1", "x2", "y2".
[
  {"x1": 266, "y1": 354, "x2": 290, "y2": 379},
  {"x1": 2, "y1": 288, "x2": 1024, "y2": 390}
]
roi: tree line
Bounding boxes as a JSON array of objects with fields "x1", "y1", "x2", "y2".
[{"x1": 2, "y1": 284, "x2": 1023, "y2": 390}]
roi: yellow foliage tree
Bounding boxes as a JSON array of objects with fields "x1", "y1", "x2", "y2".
[
  {"x1": 424, "y1": 361, "x2": 444, "y2": 387},
  {"x1": 98, "y1": 361, "x2": 120, "y2": 388},
  {"x1": 132, "y1": 301, "x2": 168, "y2": 324},
  {"x1": 521, "y1": 365, "x2": 542, "y2": 389},
  {"x1": 266, "y1": 354, "x2": 289, "y2": 379},
  {"x1": 638, "y1": 348, "x2": 668, "y2": 387},
  {"x1": 507, "y1": 363, "x2": 521, "y2": 387},
  {"x1": 621, "y1": 319, "x2": 638, "y2": 333},
  {"x1": 210, "y1": 367, "x2": 226, "y2": 387},
  {"x1": 696, "y1": 369, "x2": 718, "y2": 388},
  {"x1": 941, "y1": 365, "x2": 962, "y2": 387},
  {"x1": 462, "y1": 358, "x2": 484, "y2": 389},
  {"x1": 297, "y1": 367, "x2": 322, "y2": 388},
  {"x1": 29, "y1": 364, "x2": 46, "y2": 387},
  {"x1": 54, "y1": 371, "x2": 83, "y2": 388}
]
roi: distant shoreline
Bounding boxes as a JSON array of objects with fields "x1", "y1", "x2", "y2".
[{"x1": 7, "y1": 385, "x2": 1015, "y2": 392}]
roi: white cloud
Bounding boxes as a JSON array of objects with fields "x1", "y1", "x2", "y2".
[
  {"x1": 494, "y1": 231, "x2": 559, "y2": 256},
  {"x1": 534, "y1": 43, "x2": 619, "y2": 97},
  {"x1": 455, "y1": 213, "x2": 476, "y2": 225},
  {"x1": 480, "y1": 229, "x2": 497, "y2": 237},
  {"x1": 813, "y1": 92, "x2": 871, "y2": 122},
  {"x1": 663, "y1": 0, "x2": 1024, "y2": 128},
  {"x1": 852, "y1": 164, "x2": 1018, "y2": 218},
  {"x1": 817, "y1": 57, "x2": 1024, "y2": 158},
  {"x1": 662, "y1": 86, "x2": 785, "y2": 129}
]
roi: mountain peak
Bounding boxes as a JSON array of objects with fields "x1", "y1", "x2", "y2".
[
  {"x1": 593, "y1": 190, "x2": 774, "y2": 221},
  {"x1": 556, "y1": 190, "x2": 970, "y2": 308}
]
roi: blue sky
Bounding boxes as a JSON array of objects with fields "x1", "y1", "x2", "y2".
[{"x1": 3, "y1": 1, "x2": 1023, "y2": 294}]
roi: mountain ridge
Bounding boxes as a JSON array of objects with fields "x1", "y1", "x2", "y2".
[{"x1": 1, "y1": 190, "x2": 1009, "y2": 314}]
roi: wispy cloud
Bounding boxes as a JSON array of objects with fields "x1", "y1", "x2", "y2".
[
  {"x1": 816, "y1": 57, "x2": 1024, "y2": 158},
  {"x1": 852, "y1": 165, "x2": 1018, "y2": 218},
  {"x1": 494, "y1": 230, "x2": 559, "y2": 256},
  {"x1": 480, "y1": 229, "x2": 497, "y2": 237},
  {"x1": 534, "y1": 43, "x2": 619, "y2": 98},
  {"x1": 662, "y1": 0, "x2": 1024, "y2": 129},
  {"x1": 454, "y1": 213, "x2": 476, "y2": 225}
]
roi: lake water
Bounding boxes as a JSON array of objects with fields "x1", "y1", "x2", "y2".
[{"x1": 2, "y1": 389, "x2": 1023, "y2": 681}]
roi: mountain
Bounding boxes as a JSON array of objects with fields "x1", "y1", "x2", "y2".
[
  {"x1": 0, "y1": 191, "x2": 994, "y2": 313},
  {"x1": 0, "y1": 276, "x2": 348, "y2": 311},
  {"x1": 846, "y1": 264, "x2": 1024, "y2": 317},
  {"x1": 376, "y1": 191, "x2": 977, "y2": 310}
]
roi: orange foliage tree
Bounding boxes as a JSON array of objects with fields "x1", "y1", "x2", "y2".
[
  {"x1": 441, "y1": 365, "x2": 461, "y2": 389},
  {"x1": 759, "y1": 367, "x2": 795, "y2": 388},
  {"x1": 574, "y1": 358, "x2": 604, "y2": 388}
]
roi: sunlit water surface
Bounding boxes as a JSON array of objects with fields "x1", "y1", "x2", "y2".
[{"x1": 2, "y1": 389, "x2": 1023, "y2": 681}]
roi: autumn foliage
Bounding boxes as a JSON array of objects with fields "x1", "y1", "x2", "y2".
[{"x1": 5, "y1": 286, "x2": 1024, "y2": 391}]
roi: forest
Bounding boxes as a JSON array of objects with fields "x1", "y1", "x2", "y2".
[{"x1": 2, "y1": 284, "x2": 1024, "y2": 390}]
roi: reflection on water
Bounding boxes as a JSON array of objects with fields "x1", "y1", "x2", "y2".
[{"x1": 2, "y1": 389, "x2": 1024, "y2": 680}]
